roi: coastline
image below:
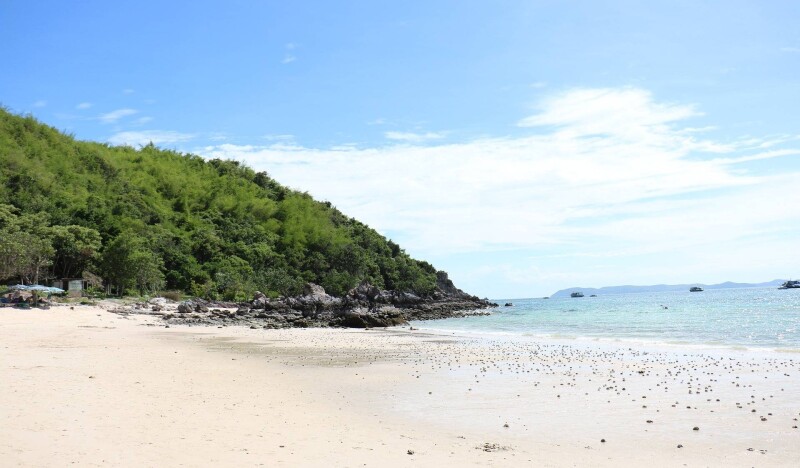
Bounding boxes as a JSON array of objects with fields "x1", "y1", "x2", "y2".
[
  {"x1": 409, "y1": 323, "x2": 800, "y2": 355},
  {"x1": 2, "y1": 305, "x2": 799, "y2": 467}
]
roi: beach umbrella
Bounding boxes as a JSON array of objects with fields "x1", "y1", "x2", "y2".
[{"x1": 9, "y1": 284, "x2": 65, "y2": 293}]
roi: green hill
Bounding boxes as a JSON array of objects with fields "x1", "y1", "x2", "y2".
[{"x1": 0, "y1": 108, "x2": 438, "y2": 299}]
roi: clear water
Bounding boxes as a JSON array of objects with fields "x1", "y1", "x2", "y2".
[{"x1": 412, "y1": 287, "x2": 800, "y2": 350}]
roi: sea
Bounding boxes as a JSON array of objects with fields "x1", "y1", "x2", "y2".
[{"x1": 412, "y1": 287, "x2": 800, "y2": 351}]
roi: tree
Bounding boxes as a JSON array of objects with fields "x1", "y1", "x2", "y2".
[
  {"x1": 0, "y1": 205, "x2": 54, "y2": 284},
  {"x1": 50, "y1": 225, "x2": 102, "y2": 278},
  {"x1": 213, "y1": 256, "x2": 253, "y2": 301},
  {"x1": 0, "y1": 228, "x2": 25, "y2": 281},
  {"x1": 130, "y1": 249, "x2": 165, "y2": 294},
  {"x1": 18, "y1": 234, "x2": 54, "y2": 284},
  {"x1": 100, "y1": 232, "x2": 164, "y2": 295}
]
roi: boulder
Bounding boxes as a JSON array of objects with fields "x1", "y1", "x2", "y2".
[
  {"x1": 303, "y1": 283, "x2": 327, "y2": 297},
  {"x1": 395, "y1": 292, "x2": 422, "y2": 305},
  {"x1": 341, "y1": 306, "x2": 407, "y2": 328},
  {"x1": 177, "y1": 300, "x2": 208, "y2": 314},
  {"x1": 251, "y1": 291, "x2": 269, "y2": 309},
  {"x1": 348, "y1": 281, "x2": 380, "y2": 302},
  {"x1": 148, "y1": 297, "x2": 168, "y2": 307}
]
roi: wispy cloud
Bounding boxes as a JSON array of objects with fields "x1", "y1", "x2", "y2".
[
  {"x1": 33, "y1": 100, "x2": 47, "y2": 108},
  {"x1": 263, "y1": 134, "x2": 295, "y2": 142},
  {"x1": 530, "y1": 81, "x2": 547, "y2": 89},
  {"x1": 122, "y1": 88, "x2": 135, "y2": 95},
  {"x1": 99, "y1": 108, "x2": 138, "y2": 124},
  {"x1": 198, "y1": 87, "x2": 800, "y2": 267},
  {"x1": 76, "y1": 102, "x2": 92, "y2": 110},
  {"x1": 780, "y1": 47, "x2": 800, "y2": 53},
  {"x1": 108, "y1": 130, "x2": 194, "y2": 146},
  {"x1": 281, "y1": 42, "x2": 299, "y2": 64},
  {"x1": 134, "y1": 116, "x2": 153, "y2": 125},
  {"x1": 384, "y1": 131, "x2": 444, "y2": 142}
]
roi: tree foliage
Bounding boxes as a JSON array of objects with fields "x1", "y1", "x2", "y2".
[{"x1": 0, "y1": 108, "x2": 438, "y2": 298}]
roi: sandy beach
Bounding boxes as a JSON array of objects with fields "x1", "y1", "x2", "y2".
[{"x1": 2, "y1": 305, "x2": 799, "y2": 467}]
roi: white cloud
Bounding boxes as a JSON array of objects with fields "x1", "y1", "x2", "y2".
[
  {"x1": 780, "y1": 47, "x2": 800, "y2": 53},
  {"x1": 135, "y1": 116, "x2": 153, "y2": 125},
  {"x1": 108, "y1": 130, "x2": 194, "y2": 146},
  {"x1": 282, "y1": 54, "x2": 297, "y2": 64},
  {"x1": 197, "y1": 87, "x2": 800, "y2": 287},
  {"x1": 384, "y1": 131, "x2": 444, "y2": 142},
  {"x1": 122, "y1": 88, "x2": 135, "y2": 95},
  {"x1": 262, "y1": 134, "x2": 295, "y2": 143},
  {"x1": 76, "y1": 102, "x2": 92, "y2": 110},
  {"x1": 530, "y1": 81, "x2": 547, "y2": 88},
  {"x1": 99, "y1": 108, "x2": 138, "y2": 123},
  {"x1": 33, "y1": 100, "x2": 47, "y2": 108}
]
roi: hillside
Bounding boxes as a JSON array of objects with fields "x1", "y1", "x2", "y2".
[
  {"x1": 550, "y1": 279, "x2": 786, "y2": 298},
  {"x1": 0, "y1": 109, "x2": 441, "y2": 300}
]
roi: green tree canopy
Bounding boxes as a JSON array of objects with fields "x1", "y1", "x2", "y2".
[{"x1": 0, "y1": 108, "x2": 441, "y2": 298}]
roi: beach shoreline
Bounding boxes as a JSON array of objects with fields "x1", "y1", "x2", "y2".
[{"x1": 2, "y1": 305, "x2": 799, "y2": 467}]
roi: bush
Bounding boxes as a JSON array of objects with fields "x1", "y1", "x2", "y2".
[{"x1": 160, "y1": 290, "x2": 183, "y2": 301}]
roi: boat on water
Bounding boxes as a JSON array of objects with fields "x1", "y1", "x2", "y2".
[
  {"x1": 570, "y1": 292, "x2": 584, "y2": 298},
  {"x1": 689, "y1": 286, "x2": 704, "y2": 292},
  {"x1": 778, "y1": 280, "x2": 800, "y2": 289}
]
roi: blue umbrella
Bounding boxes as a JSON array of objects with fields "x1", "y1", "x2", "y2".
[{"x1": 9, "y1": 285, "x2": 65, "y2": 294}]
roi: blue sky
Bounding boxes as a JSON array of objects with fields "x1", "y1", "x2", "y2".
[{"x1": 3, "y1": 1, "x2": 799, "y2": 298}]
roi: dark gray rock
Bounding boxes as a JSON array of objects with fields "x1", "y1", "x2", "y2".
[
  {"x1": 178, "y1": 300, "x2": 209, "y2": 314},
  {"x1": 120, "y1": 273, "x2": 496, "y2": 329}
]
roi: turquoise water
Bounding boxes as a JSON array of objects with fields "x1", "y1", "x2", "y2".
[{"x1": 413, "y1": 287, "x2": 800, "y2": 350}]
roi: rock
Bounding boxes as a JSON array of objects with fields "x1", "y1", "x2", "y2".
[
  {"x1": 303, "y1": 283, "x2": 327, "y2": 297},
  {"x1": 340, "y1": 307, "x2": 406, "y2": 328},
  {"x1": 109, "y1": 271, "x2": 495, "y2": 329},
  {"x1": 148, "y1": 297, "x2": 168, "y2": 307},
  {"x1": 396, "y1": 292, "x2": 422, "y2": 305},
  {"x1": 348, "y1": 281, "x2": 380, "y2": 302},
  {"x1": 177, "y1": 300, "x2": 208, "y2": 314},
  {"x1": 251, "y1": 291, "x2": 268, "y2": 309}
]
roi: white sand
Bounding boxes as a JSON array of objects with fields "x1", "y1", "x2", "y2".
[{"x1": 2, "y1": 305, "x2": 799, "y2": 467}]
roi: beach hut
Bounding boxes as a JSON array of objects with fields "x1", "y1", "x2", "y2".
[{"x1": 51, "y1": 278, "x2": 88, "y2": 297}]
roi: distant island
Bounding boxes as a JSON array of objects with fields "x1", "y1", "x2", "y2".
[{"x1": 551, "y1": 279, "x2": 787, "y2": 298}]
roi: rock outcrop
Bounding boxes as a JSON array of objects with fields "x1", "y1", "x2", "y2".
[{"x1": 116, "y1": 277, "x2": 497, "y2": 329}]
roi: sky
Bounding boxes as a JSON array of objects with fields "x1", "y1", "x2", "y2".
[{"x1": 2, "y1": 0, "x2": 800, "y2": 298}]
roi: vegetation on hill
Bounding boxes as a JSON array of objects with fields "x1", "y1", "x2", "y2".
[{"x1": 0, "y1": 108, "x2": 438, "y2": 299}]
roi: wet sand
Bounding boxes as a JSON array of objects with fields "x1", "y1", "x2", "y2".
[{"x1": 2, "y1": 305, "x2": 799, "y2": 467}]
